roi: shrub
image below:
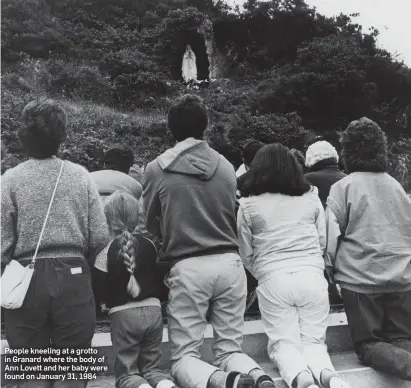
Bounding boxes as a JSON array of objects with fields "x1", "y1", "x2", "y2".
[
  {"x1": 58, "y1": 100, "x2": 171, "y2": 170},
  {"x1": 388, "y1": 137, "x2": 411, "y2": 192},
  {"x1": 1, "y1": 87, "x2": 39, "y2": 159},
  {"x1": 255, "y1": 36, "x2": 375, "y2": 130},
  {"x1": 113, "y1": 72, "x2": 169, "y2": 109},
  {"x1": 227, "y1": 112, "x2": 308, "y2": 153},
  {"x1": 99, "y1": 49, "x2": 159, "y2": 80},
  {"x1": 46, "y1": 62, "x2": 113, "y2": 104}
]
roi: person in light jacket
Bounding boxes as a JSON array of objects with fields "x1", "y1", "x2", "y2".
[
  {"x1": 238, "y1": 143, "x2": 351, "y2": 388},
  {"x1": 325, "y1": 117, "x2": 411, "y2": 381}
]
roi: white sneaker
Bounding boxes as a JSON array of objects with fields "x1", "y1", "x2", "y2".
[{"x1": 329, "y1": 377, "x2": 352, "y2": 388}]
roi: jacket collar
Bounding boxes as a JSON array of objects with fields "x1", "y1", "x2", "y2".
[{"x1": 310, "y1": 158, "x2": 339, "y2": 172}]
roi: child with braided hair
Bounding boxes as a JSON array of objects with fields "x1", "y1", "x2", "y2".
[{"x1": 93, "y1": 191, "x2": 174, "y2": 388}]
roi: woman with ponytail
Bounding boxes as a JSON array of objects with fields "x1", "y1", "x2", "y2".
[{"x1": 93, "y1": 191, "x2": 174, "y2": 388}]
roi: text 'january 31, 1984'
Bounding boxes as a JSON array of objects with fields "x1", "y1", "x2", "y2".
[{"x1": 3, "y1": 347, "x2": 108, "y2": 381}]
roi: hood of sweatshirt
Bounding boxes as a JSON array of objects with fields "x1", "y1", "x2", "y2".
[{"x1": 157, "y1": 138, "x2": 219, "y2": 181}]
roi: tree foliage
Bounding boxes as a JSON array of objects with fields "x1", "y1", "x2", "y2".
[{"x1": 2, "y1": 0, "x2": 411, "y2": 189}]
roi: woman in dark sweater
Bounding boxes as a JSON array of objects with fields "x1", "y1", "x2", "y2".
[
  {"x1": 304, "y1": 141, "x2": 346, "y2": 209},
  {"x1": 93, "y1": 192, "x2": 174, "y2": 388},
  {"x1": 304, "y1": 141, "x2": 346, "y2": 306}
]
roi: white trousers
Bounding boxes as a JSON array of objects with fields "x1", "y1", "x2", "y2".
[{"x1": 257, "y1": 271, "x2": 335, "y2": 387}]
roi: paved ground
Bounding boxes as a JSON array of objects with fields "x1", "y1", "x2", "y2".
[
  {"x1": 88, "y1": 375, "x2": 115, "y2": 388},
  {"x1": 86, "y1": 355, "x2": 363, "y2": 388}
]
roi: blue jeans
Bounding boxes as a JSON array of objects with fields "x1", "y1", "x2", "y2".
[
  {"x1": 4, "y1": 257, "x2": 95, "y2": 388},
  {"x1": 341, "y1": 288, "x2": 411, "y2": 380},
  {"x1": 110, "y1": 305, "x2": 172, "y2": 388}
]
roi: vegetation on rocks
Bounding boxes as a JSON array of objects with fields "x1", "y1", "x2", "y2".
[{"x1": 2, "y1": 0, "x2": 411, "y2": 190}]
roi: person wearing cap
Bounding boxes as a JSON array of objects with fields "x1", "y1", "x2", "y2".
[
  {"x1": 305, "y1": 141, "x2": 346, "y2": 209},
  {"x1": 325, "y1": 117, "x2": 411, "y2": 381},
  {"x1": 304, "y1": 141, "x2": 346, "y2": 305}
]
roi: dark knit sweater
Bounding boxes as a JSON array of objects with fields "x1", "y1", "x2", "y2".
[
  {"x1": 305, "y1": 159, "x2": 346, "y2": 208},
  {"x1": 1, "y1": 158, "x2": 109, "y2": 265},
  {"x1": 93, "y1": 235, "x2": 168, "y2": 309}
]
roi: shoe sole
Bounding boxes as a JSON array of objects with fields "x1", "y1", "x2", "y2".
[{"x1": 234, "y1": 375, "x2": 255, "y2": 388}]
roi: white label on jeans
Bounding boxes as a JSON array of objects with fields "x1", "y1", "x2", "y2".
[{"x1": 70, "y1": 267, "x2": 82, "y2": 274}]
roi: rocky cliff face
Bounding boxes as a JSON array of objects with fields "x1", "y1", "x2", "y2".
[{"x1": 197, "y1": 23, "x2": 227, "y2": 79}]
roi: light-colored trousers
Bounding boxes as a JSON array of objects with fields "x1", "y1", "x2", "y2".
[
  {"x1": 166, "y1": 253, "x2": 261, "y2": 388},
  {"x1": 257, "y1": 271, "x2": 335, "y2": 388}
]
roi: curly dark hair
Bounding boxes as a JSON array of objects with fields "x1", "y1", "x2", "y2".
[
  {"x1": 241, "y1": 143, "x2": 311, "y2": 197},
  {"x1": 341, "y1": 117, "x2": 388, "y2": 173}
]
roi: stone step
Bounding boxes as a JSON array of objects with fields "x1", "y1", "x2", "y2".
[
  {"x1": 93, "y1": 312, "x2": 352, "y2": 373},
  {"x1": 87, "y1": 352, "x2": 411, "y2": 388},
  {"x1": 2, "y1": 312, "x2": 410, "y2": 388},
  {"x1": 1, "y1": 313, "x2": 351, "y2": 378}
]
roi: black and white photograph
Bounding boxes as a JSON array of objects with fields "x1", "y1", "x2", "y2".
[{"x1": 1, "y1": 0, "x2": 411, "y2": 388}]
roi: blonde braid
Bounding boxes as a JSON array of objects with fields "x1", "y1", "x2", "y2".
[{"x1": 118, "y1": 230, "x2": 140, "y2": 298}]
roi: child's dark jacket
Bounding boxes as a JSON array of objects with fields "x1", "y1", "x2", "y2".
[{"x1": 93, "y1": 235, "x2": 168, "y2": 309}]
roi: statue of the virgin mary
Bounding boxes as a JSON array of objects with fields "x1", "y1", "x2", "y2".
[{"x1": 182, "y1": 45, "x2": 197, "y2": 83}]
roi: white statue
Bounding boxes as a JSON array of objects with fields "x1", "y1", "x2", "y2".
[{"x1": 182, "y1": 45, "x2": 197, "y2": 83}]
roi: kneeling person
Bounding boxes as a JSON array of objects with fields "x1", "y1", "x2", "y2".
[
  {"x1": 143, "y1": 95, "x2": 274, "y2": 388},
  {"x1": 326, "y1": 118, "x2": 411, "y2": 381},
  {"x1": 94, "y1": 192, "x2": 173, "y2": 388}
]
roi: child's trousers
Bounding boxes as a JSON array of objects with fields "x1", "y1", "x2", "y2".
[
  {"x1": 166, "y1": 253, "x2": 262, "y2": 388},
  {"x1": 110, "y1": 305, "x2": 172, "y2": 388},
  {"x1": 341, "y1": 288, "x2": 411, "y2": 380},
  {"x1": 257, "y1": 271, "x2": 334, "y2": 388}
]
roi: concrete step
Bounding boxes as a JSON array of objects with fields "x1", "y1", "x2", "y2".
[
  {"x1": 0, "y1": 313, "x2": 352, "y2": 378},
  {"x1": 88, "y1": 312, "x2": 353, "y2": 373},
  {"x1": 2, "y1": 313, "x2": 410, "y2": 387},
  {"x1": 87, "y1": 352, "x2": 411, "y2": 388}
]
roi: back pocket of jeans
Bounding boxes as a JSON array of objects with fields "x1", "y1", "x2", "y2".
[{"x1": 56, "y1": 265, "x2": 93, "y2": 306}]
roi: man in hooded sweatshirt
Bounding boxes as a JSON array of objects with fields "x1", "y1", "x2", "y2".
[{"x1": 143, "y1": 95, "x2": 274, "y2": 388}]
